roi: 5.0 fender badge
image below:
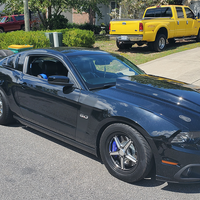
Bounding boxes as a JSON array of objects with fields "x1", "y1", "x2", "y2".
[{"x1": 80, "y1": 114, "x2": 88, "y2": 120}]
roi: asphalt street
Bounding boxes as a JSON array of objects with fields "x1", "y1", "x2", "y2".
[
  {"x1": 1, "y1": 48, "x2": 200, "y2": 199},
  {"x1": 1, "y1": 123, "x2": 200, "y2": 200}
]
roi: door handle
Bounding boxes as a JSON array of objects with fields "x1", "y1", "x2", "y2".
[
  {"x1": 186, "y1": 21, "x2": 188, "y2": 24},
  {"x1": 177, "y1": 21, "x2": 179, "y2": 25}
]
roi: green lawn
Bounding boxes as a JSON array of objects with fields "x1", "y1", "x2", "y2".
[{"x1": 94, "y1": 36, "x2": 200, "y2": 65}]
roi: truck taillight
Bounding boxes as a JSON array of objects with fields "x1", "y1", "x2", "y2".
[
  {"x1": 109, "y1": 23, "x2": 111, "y2": 32},
  {"x1": 139, "y1": 23, "x2": 143, "y2": 32}
]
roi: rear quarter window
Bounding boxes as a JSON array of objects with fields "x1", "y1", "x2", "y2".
[
  {"x1": 144, "y1": 7, "x2": 172, "y2": 18},
  {"x1": 14, "y1": 15, "x2": 24, "y2": 21}
]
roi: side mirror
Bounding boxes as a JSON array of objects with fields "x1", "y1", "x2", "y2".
[{"x1": 48, "y1": 75, "x2": 73, "y2": 87}]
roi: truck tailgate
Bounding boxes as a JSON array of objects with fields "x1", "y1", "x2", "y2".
[{"x1": 110, "y1": 19, "x2": 142, "y2": 35}]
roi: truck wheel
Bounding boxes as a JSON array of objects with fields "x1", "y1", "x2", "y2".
[
  {"x1": 0, "y1": 28, "x2": 3, "y2": 33},
  {"x1": 196, "y1": 29, "x2": 200, "y2": 42},
  {"x1": 154, "y1": 34, "x2": 166, "y2": 52},
  {"x1": 0, "y1": 88, "x2": 14, "y2": 125},
  {"x1": 116, "y1": 40, "x2": 132, "y2": 49}
]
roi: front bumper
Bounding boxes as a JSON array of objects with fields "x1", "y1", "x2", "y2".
[
  {"x1": 155, "y1": 144, "x2": 200, "y2": 184},
  {"x1": 109, "y1": 34, "x2": 143, "y2": 42}
]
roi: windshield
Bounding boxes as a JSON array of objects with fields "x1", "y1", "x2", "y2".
[{"x1": 68, "y1": 53, "x2": 145, "y2": 90}]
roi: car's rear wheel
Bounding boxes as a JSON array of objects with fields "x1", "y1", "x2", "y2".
[
  {"x1": 153, "y1": 34, "x2": 166, "y2": 52},
  {"x1": 0, "y1": 88, "x2": 14, "y2": 125},
  {"x1": 21, "y1": 25, "x2": 25, "y2": 31},
  {"x1": 100, "y1": 123, "x2": 153, "y2": 183}
]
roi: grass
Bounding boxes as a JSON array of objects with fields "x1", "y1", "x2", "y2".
[{"x1": 94, "y1": 35, "x2": 200, "y2": 65}]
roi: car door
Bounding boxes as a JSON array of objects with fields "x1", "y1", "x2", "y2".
[
  {"x1": 3, "y1": 16, "x2": 18, "y2": 31},
  {"x1": 174, "y1": 7, "x2": 186, "y2": 37},
  {"x1": 16, "y1": 54, "x2": 81, "y2": 140},
  {"x1": 184, "y1": 7, "x2": 197, "y2": 36}
]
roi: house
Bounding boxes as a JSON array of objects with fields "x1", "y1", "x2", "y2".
[{"x1": 63, "y1": 1, "x2": 119, "y2": 26}]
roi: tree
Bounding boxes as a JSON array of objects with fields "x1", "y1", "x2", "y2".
[
  {"x1": 112, "y1": 0, "x2": 182, "y2": 19},
  {"x1": 0, "y1": 0, "x2": 111, "y2": 29}
]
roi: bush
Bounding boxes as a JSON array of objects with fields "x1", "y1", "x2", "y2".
[
  {"x1": 48, "y1": 14, "x2": 69, "y2": 30},
  {"x1": 62, "y1": 29, "x2": 95, "y2": 47},
  {"x1": 0, "y1": 31, "x2": 50, "y2": 49},
  {"x1": 65, "y1": 23, "x2": 109, "y2": 34}
]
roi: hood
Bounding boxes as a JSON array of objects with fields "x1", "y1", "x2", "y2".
[{"x1": 116, "y1": 74, "x2": 200, "y2": 113}]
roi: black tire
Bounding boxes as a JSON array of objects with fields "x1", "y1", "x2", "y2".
[
  {"x1": 0, "y1": 88, "x2": 14, "y2": 125},
  {"x1": 196, "y1": 29, "x2": 200, "y2": 42},
  {"x1": 168, "y1": 38, "x2": 176, "y2": 44},
  {"x1": 21, "y1": 25, "x2": 25, "y2": 31},
  {"x1": 153, "y1": 34, "x2": 166, "y2": 52},
  {"x1": 100, "y1": 123, "x2": 153, "y2": 183},
  {"x1": 116, "y1": 40, "x2": 132, "y2": 49},
  {"x1": 0, "y1": 50, "x2": 14, "y2": 57},
  {"x1": 0, "y1": 28, "x2": 3, "y2": 33}
]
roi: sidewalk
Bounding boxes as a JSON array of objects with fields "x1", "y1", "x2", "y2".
[{"x1": 138, "y1": 47, "x2": 200, "y2": 86}]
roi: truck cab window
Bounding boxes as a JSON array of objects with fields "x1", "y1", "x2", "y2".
[
  {"x1": 185, "y1": 7, "x2": 195, "y2": 19},
  {"x1": 176, "y1": 7, "x2": 184, "y2": 18}
]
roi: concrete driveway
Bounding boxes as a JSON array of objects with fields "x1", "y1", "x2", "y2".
[{"x1": 139, "y1": 47, "x2": 200, "y2": 86}]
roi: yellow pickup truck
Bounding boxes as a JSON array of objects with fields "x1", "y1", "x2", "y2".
[{"x1": 109, "y1": 5, "x2": 200, "y2": 51}]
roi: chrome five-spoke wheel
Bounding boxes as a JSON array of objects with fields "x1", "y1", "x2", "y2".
[
  {"x1": 109, "y1": 135, "x2": 137, "y2": 170},
  {"x1": 100, "y1": 123, "x2": 153, "y2": 183}
]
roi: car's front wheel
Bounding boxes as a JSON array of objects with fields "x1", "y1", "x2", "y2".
[
  {"x1": 0, "y1": 88, "x2": 14, "y2": 125},
  {"x1": 100, "y1": 123, "x2": 153, "y2": 183}
]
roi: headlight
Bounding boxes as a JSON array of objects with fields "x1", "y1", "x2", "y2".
[{"x1": 171, "y1": 132, "x2": 200, "y2": 150}]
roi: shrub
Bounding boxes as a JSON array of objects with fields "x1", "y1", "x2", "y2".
[
  {"x1": 62, "y1": 29, "x2": 95, "y2": 47},
  {"x1": 1, "y1": 31, "x2": 50, "y2": 49}
]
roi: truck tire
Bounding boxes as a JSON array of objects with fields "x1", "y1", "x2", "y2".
[
  {"x1": 21, "y1": 25, "x2": 25, "y2": 31},
  {"x1": 0, "y1": 28, "x2": 3, "y2": 33},
  {"x1": 0, "y1": 50, "x2": 14, "y2": 57},
  {"x1": 196, "y1": 29, "x2": 200, "y2": 42},
  {"x1": 153, "y1": 34, "x2": 166, "y2": 52},
  {"x1": 116, "y1": 40, "x2": 132, "y2": 49}
]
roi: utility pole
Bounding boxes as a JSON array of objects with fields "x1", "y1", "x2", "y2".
[{"x1": 23, "y1": 0, "x2": 30, "y2": 31}]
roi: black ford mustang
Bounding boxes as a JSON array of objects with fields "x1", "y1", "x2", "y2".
[{"x1": 0, "y1": 47, "x2": 200, "y2": 184}]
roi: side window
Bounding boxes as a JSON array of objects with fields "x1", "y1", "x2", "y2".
[
  {"x1": 14, "y1": 15, "x2": 24, "y2": 21},
  {"x1": 15, "y1": 54, "x2": 23, "y2": 71},
  {"x1": 6, "y1": 17, "x2": 14, "y2": 22},
  {"x1": 176, "y1": 7, "x2": 184, "y2": 18},
  {"x1": 145, "y1": 7, "x2": 172, "y2": 18},
  {"x1": 27, "y1": 56, "x2": 68, "y2": 79},
  {"x1": 185, "y1": 7, "x2": 195, "y2": 19}
]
